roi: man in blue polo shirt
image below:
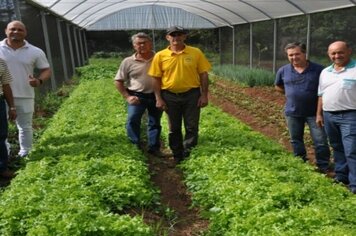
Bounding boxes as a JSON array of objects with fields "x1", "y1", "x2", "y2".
[{"x1": 275, "y1": 42, "x2": 330, "y2": 173}]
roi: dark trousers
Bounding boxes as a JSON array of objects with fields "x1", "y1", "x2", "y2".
[
  {"x1": 162, "y1": 88, "x2": 201, "y2": 158},
  {"x1": 0, "y1": 97, "x2": 8, "y2": 171}
]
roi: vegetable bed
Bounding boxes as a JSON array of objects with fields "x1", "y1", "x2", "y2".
[
  {"x1": 0, "y1": 63, "x2": 158, "y2": 235},
  {"x1": 182, "y1": 107, "x2": 356, "y2": 235}
]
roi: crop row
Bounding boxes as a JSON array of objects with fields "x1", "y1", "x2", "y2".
[
  {"x1": 182, "y1": 106, "x2": 356, "y2": 235},
  {"x1": 0, "y1": 61, "x2": 159, "y2": 235}
]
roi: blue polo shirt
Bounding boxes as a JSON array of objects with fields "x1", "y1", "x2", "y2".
[{"x1": 275, "y1": 61, "x2": 324, "y2": 117}]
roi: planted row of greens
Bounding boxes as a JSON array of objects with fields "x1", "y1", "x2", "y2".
[
  {"x1": 0, "y1": 60, "x2": 159, "y2": 235},
  {"x1": 211, "y1": 64, "x2": 275, "y2": 87},
  {"x1": 182, "y1": 107, "x2": 356, "y2": 235}
]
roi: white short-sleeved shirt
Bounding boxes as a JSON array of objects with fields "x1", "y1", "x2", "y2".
[
  {"x1": 0, "y1": 39, "x2": 50, "y2": 99},
  {"x1": 114, "y1": 54, "x2": 154, "y2": 94},
  {"x1": 318, "y1": 60, "x2": 356, "y2": 111}
]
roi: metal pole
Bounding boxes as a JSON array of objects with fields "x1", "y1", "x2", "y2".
[
  {"x1": 306, "y1": 14, "x2": 311, "y2": 59},
  {"x1": 40, "y1": 11, "x2": 56, "y2": 90},
  {"x1": 232, "y1": 26, "x2": 235, "y2": 65},
  {"x1": 56, "y1": 19, "x2": 69, "y2": 81},
  {"x1": 273, "y1": 19, "x2": 278, "y2": 74},
  {"x1": 66, "y1": 23, "x2": 76, "y2": 73},
  {"x1": 249, "y1": 23, "x2": 253, "y2": 69}
]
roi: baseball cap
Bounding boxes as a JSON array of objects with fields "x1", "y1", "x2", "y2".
[{"x1": 166, "y1": 26, "x2": 188, "y2": 35}]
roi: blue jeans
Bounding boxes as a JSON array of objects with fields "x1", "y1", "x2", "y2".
[
  {"x1": 0, "y1": 98, "x2": 9, "y2": 171},
  {"x1": 323, "y1": 111, "x2": 356, "y2": 188},
  {"x1": 126, "y1": 92, "x2": 162, "y2": 152},
  {"x1": 285, "y1": 116, "x2": 330, "y2": 170}
]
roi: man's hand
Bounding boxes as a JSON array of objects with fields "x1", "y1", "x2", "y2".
[
  {"x1": 126, "y1": 96, "x2": 140, "y2": 105},
  {"x1": 316, "y1": 114, "x2": 324, "y2": 128},
  {"x1": 8, "y1": 108, "x2": 16, "y2": 121},
  {"x1": 156, "y1": 98, "x2": 167, "y2": 111},
  {"x1": 197, "y1": 95, "x2": 208, "y2": 107},
  {"x1": 28, "y1": 75, "x2": 41, "y2": 87}
]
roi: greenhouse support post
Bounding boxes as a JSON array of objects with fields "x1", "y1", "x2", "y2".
[{"x1": 40, "y1": 10, "x2": 56, "y2": 90}]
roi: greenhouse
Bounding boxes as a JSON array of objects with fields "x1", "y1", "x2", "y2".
[
  {"x1": 1, "y1": 0, "x2": 356, "y2": 235},
  {"x1": 0, "y1": 0, "x2": 355, "y2": 88}
]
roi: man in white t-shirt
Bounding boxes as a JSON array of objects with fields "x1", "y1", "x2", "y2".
[
  {"x1": 317, "y1": 41, "x2": 356, "y2": 194},
  {"x1": 0, "y1": 21, "x2": 51, "y2": 158}
]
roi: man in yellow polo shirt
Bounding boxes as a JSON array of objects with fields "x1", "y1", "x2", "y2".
[{"x1": 148, "y1": 26, "x2": 211, "y2": 166}]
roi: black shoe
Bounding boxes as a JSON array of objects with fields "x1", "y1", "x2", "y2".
[
  {"x1": 183, "y1": 150, "x2": 190, "y2": 158},
  {"x1": 0, "y1": 169, "x2": 16, "y2": 179},
  {"x1": 316, "y1": 167, "x2": 329, "y2": 174},
  {"x1": 295, "y1": 155, "x2": 307, "y2": 162},
  {"x1": 333, "y1": 177, "x2": 349, "y2": 185}
]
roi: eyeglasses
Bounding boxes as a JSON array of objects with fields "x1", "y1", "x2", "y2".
[
  {"x1": 169, "y1": 32, "x2": 184, "y2": 37},
  {"x1": 134, "y1": 40, "x2": 149, "y2": 45}
]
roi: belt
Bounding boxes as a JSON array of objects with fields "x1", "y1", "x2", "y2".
[
  {"x1": 327, "y1": 110, "x2": 356, "y2": 114},
  {"x1": 127, "y1": 89, "x2": 155, "y2": 99},
  {"x1": 162, "y1": 87, "x2": 200, "y2": 96}
]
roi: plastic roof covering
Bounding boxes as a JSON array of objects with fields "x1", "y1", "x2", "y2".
[{"x1": 29, "y1": 0, "x2": 356, "y2": 30}]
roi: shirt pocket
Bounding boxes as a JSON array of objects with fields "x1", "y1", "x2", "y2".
[{"x1": 342, "y1": 77, "x2": 356, "y2": 90}]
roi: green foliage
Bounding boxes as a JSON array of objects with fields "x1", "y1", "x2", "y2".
[
  {"x1": 0, "y1": 64, "x2": 157, "y2": 235},
  {"x1": 91, "y1": 51, "x2": 127, "y2": 58},
  {"x1": 75, "y1": 58, "x2": 120, "y2": 80},
  {"x1": 211, "y1": 64, "x2": 275, "y2": 87},
  {"x1": 181, "y1": 106, "x2": 356, "y2": 235}
]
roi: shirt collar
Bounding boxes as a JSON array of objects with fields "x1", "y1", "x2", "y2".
[
  {"x1": 0, "y1": 39, "x2": 29, "y2": 50},
  {"x1": 167, "y1": 44, "x2": 187, "y2": 55},
  {"x1": 327, "y1": 59, "x2": 356, "y2": 72}
]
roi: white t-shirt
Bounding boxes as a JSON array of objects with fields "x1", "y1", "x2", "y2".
[
  {"x1": 0, "y1": 39, "x2": 50, "y2": 99},
  {"x1": 318, "y1": 60, "x2": 356, "y2": 111}
]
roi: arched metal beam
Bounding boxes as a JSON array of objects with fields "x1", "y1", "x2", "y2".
[
  {"x1": 79, "y1": 3, "x2": 235, "y2": 28},
  {"x1": 239, "y1": 0, "x2": 273, "y2": 19},
  {"x1": 285, "y1": 0, "x2": 306, "y2": 14}
]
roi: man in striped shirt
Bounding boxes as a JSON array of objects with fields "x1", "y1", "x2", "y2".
[{"x1": 0, "y1": 58, "x2": 16, "y2": 178}]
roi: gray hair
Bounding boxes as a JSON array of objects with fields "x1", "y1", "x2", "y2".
[
  {"x1": 284, "y1": 42, "x2": 306, "y2": 53},
  {"x1": 131, "y1": 32, "x2": 152, "y2": 44}
]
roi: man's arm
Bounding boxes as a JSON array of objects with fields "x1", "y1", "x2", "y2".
[
  {"x1": 29, "y1": 68, "x2": 52, "y2": 87},
  {"x1": 3, "y1": 84, "x2": 16, "y2": 120},
  {"x1": 198, "y1": 72, "x2": 209, "y2": 107},
  {"x1": 114, "y1": 80, "x2": 139, "y2": 105},
  {"x1": 152, "y1": 77, "x2": 166, "y2": 110},
  {"x1": 316, "y1": 96, "x2": 324, "y2": 128},
  {"x1": 274, "y1": 85, "x2": 285, "y2": 94}
]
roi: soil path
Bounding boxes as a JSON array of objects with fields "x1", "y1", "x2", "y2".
[{"x1": 147, "y1": 154, "x2": 209, "y2": 236}]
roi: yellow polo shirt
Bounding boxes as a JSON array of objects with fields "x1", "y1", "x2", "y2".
[{"x1": 148, "y1": 45, "x2": 211, "y2": 93}]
